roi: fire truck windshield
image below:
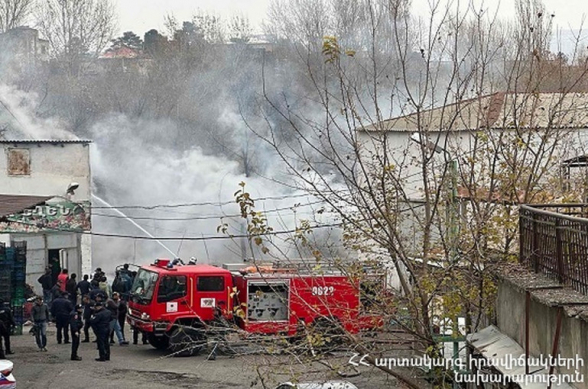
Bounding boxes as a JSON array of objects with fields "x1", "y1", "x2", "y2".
[{"x1": 130, "y1": 269, "x2": 158, "y2": 303}]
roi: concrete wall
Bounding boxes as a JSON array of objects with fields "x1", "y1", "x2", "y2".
[
  {"x1": 0, "y1": 142, "x2": 91, "y2": 201},
  {"x1": 0, "y1": 141, "x2": 92, "y2": 281},
  {"x1": 7, "y1": 232, "x2": 82, "y2": 295},
  {"x1": 497, "y1": 279, "x2": 588, "y2": 388}
]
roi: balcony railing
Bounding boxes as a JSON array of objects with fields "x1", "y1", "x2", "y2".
[{"x1": 519, "y1": 204, "x2": 588, "y2": 295}]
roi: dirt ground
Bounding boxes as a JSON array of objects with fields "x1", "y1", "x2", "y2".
[{"x1": 8, "y1": 324, "x2": 401, "y2": 389}]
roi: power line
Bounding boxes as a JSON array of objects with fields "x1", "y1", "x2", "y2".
[
  {"x1": 88, "y1": 193, "x2": 317, "y2": 210},
  {"x1": 7, "y1": 219, "x2": 343, "y2": 241},
  {"x1": 91, "y1": 201, "x2": 326, "y2": 221}
]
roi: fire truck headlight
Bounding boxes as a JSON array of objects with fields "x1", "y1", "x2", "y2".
[{"x1": 141, "y1": 313, "x2": 150, "y2": 321}]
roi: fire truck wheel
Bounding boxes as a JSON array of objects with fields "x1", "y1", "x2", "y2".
[
  {"x1": 147, "y1": 334, "x2": 170, "y2": 350},
  {"x1": 168, "y1": 327, "x2": 205, "y2": 357}
]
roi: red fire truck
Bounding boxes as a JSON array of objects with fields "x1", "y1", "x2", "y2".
[{"x1": 127, "y1": 258, "x2": 383, "y2": 356}]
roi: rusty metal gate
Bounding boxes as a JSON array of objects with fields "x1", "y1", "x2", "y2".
[{"x1": 519, "y1": 204, "x2": 588, "y2": 295}]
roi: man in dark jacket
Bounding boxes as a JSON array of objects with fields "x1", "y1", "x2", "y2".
[
  {"x1": 118, "y1": 298, "x2": 128, "y2": 340},
  {"x1": 70, "y1": 304, "x2": 84, "y2": 361},
  {"x1": 66, "y1": 273, "x2": 77, "y2": 305},
  {"x1": 90, "y1": 302, "x2": 111, "y2": 361},
  {"x1": 50, "y1": 281, "x2": 63, "y2": 304},
  {"x1": 50, "y1": 292, "x2": 73, "y2": 344},
  {"x1": 0, "y1": 300, "x2": 15, "y2": 358},
  {"x1": 37, "y1": 268, "x2": 54, "y2": 306},
  {"x1": 89, "y1": 281, "x2": 105, "y2": 301},
  {"x1": 77, "y1": 274, "x2": 91, "y2": 297},
  {"x1": 31, "y1": 297, "x2": 49, "y2": 351},
  {"x1": 81, "y1": 295, "x2": 93, "y2": 342}
]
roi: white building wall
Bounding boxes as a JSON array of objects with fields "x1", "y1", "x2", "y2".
[
  {"x1": 0, "y1": 141, "x2": 92, "y2": 291},
  {"x1": 358, "y1": 127, "x2": 588, "y2": 200},
  {"x1": 81, "y1": 234, "x2": 92, "y2": 278},
  {"x1": 0, "y1": 142, "x2": 91, "y2": 201}
]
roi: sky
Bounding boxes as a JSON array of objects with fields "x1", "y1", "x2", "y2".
[
  {"x1": 115, "y1": 0, "x2": 271, "y2": 36},
  {"x1": 411, "y1": 0, "x2": 588, "y2": 30},
  {"x1": 115, "y1": 0, "x2": 588, "y2": 37}
]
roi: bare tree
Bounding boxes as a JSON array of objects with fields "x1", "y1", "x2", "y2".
[
  {"x1": 228, "y1": 14, "x2": 252, "y2": 43},
  {"x1": 236, "y1": 0, "x2": 588, "y2": 387},
  {"x1": 0, "y1": 0, "x2": 34, "y2": 32},
  {"x1": 35, "y1": 0, "x2": 116, "y2": 74}
]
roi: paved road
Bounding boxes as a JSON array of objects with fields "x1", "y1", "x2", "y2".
[{"x1": 8, "y1": 324, "x2": 401, "y2": 388}]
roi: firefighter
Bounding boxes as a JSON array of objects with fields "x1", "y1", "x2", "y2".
[
  {"x1": 90, "y1": 301, "x2": 111, "y2": 362},
  {"x1": 0, "y1": 300, "x2": 15, "y2": 357},
  {"x1": 70, "y1": 304, "x2": 83, "y2": 361}
]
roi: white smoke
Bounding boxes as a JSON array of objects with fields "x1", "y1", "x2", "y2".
[
  {"x1": 0, "y1": 84, "x2": 77, "y2": 140},
  {"x1": 89, "y1": 114, "x2": 332, "y2": 270},
  {"x1": 0, "y1": 82, "x2": 342, "y2": 273}
]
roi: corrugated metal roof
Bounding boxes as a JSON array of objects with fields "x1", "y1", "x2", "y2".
[
  {"x1": 0, "y1": 194, "x2": 53, "y2": 217},
  {"x1": 467, "y1": 325, "x2": 574, "y2": 389},
  {"x1": 0, "y1": 139, "x2": 92, "y2": 144},
  {"x1": 361, "y1": 92, "x2": 588, "y2": 132}
]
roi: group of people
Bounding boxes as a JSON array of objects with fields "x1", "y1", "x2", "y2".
[{"x1": 32, "y1": 264, "x2": 146, "y2": 362}]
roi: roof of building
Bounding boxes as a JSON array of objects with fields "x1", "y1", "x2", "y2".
[
  {"x1": 100, "y1": 45, "x2": 142, "y2": 59},
  {"x1": 0, "y1": 194, "x2": 53, "y2": 218},
  {"x1": 467, "y1": 325, "x2": 574, "y2": 389},
  {"x1": 0, "y1": 139, "x2": 92, "y2": 144},
  {"x1": 361, "y1": 92, "x2": 588, "y2": 132}
]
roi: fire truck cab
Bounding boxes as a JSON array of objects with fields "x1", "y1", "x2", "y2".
[
  {"x1": 127, "y1": 258, "x2": 383, "y2": 355},
  {"x1": 127, "y1": 259, "x2": 233, "y2": 351}
]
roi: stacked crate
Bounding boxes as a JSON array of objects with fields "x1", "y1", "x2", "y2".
[
  {"x1": 7, "y1": 241, "x2": 27, "y2": 335},
  {"x1": 0, "y1": 243, "x2": 12, "y2": 304}
]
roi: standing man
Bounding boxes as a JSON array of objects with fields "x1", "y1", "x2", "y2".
[
  {"x1": 50, "y1": 280, "x2": 63, "y2": 304},
  {"x1": 50, "y1": 292, "x2": 73, "y2": 344},
  {"x1": 31, "y1": 297, "x2": 49, "y2": 352},
  {"x1": 37, "y1": 268, "x2": 53, "y2": 306},
  {"x1": 118, "y1": 297, "x2": 128, "y2": 342},
  {"x1": 92, "y1": 268, "x2": 103, "y2": 283},
  {"x1": 132, "y1": 326, "x2": 148, "y2": 345},
  {"x1": 120, "y1": 271, "x2": 132, "y2": 301},
  {"x1": 66, "y1": 274, "x2": 78, "y2": 305},
  {"x1": 69, "y1": 304, "x2": 83, "y2": 361},
  {"x1": 81, "y1": 295, "x2": 92, "y2": 343},
  {"x1": 106, "y1": 293, "x2": 128, "y2": 345},
  {"x1": 89, "y1": 280, "x2": 103, "y2": 301},
  {"x1": 99, "y1": 276, "x2": 112, "y2": 299},
  {"x1": 77, "y1": 275, "x2": 91, "y2": 297},
  {"x1": 57, "y1": 269, "x2": 69, "y2": 292},
  {"x1": 49, "y1": 257, "x2": 60, "y2": 286},
  {"x1": 0, "y1": 300, "x2": 15, "y2": 357},
  {"x1": 90, "y1": 302, "x2": 111, "y2": 362}
]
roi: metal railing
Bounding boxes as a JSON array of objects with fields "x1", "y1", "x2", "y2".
[{"x1": 519, "y1": 204, "x2": 588, "y2": 295}]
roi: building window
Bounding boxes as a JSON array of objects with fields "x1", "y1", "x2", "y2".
[{"x1": 7, "y1": 148, "x2": 30, "y2": 176}]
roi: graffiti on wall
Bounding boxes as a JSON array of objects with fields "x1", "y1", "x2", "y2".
[{"x1": 0, "y1": 200, "x2": 91, "y2": 233}]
